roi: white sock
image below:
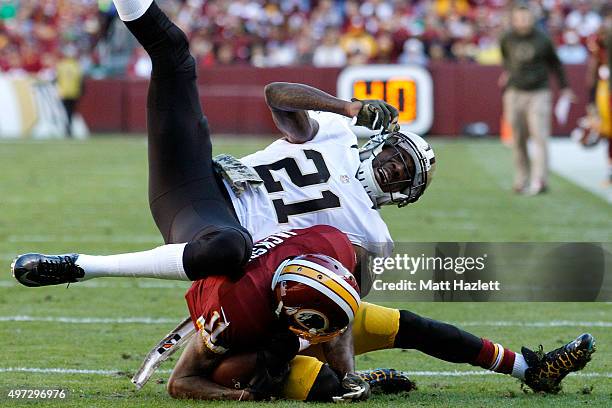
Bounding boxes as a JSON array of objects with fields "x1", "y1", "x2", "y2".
[
  {"x1": 113, "y1": 0, "x2": 153, "y2": 21},
  {"x1": 77, "y1": 243, "x2": 189, "y2": 281},
  {"x1": 511, "y1": 353, "x2": 528, "y2": 380}
]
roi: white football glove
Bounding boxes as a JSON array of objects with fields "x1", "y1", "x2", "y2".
[
  {"x1": 332, "y1": 373, "x2": 371, "y2": 403},
  {"x1": 198, "y1": 310, "x2": 230, "y2": 354}
]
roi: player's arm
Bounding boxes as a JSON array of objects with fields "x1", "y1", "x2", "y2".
[
  {"x1": 264, "y1": 82, "x2": 398, "y2": 143},
  {"x1": 167, "y1": 334, "x2": 253, "y2": 400},
  {"x1": 322, "y1": 327, "x2": 355, "y2": 375},
  {"x1": 585, "y1": 49, "x2": 599, "y2": 103},
  {"x1": 321, "y1": 327, "x2": 371, "y2": 402},
  {"x1": 353, "y1": 244, "x2": 375, "y2": 297},
  {"x1": 264, "y1": 82, "x2": 360, "y2": 143}
]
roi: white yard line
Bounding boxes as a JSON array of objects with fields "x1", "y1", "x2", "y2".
[
  {"x1": 1, "y1": 315, "x2": 610, "y2": 327},
  {"x1": 0, "y1": 367, "x2": 609, "y2": 378},
  {"x1": 6, "y1": 234, "x2": 162, "y2": 243},
  {"x1": 402, "y1": 370, "x2": 611, "y2": 378},
  {"x1": 549, "y1": 138, "x2": 611, "y2": 203},
  {"x1": 458, "y1": 320, "x2": 612, "y2": 328},
  {"x1": 0, "y1": 368, "x2": 130, "y2": 375},
  {"x1": 0, "y1": 280, "x2": 188, "y2": 288},
  {"x1": 0, "y1": 316, "x2": 179, "y2": 324}
]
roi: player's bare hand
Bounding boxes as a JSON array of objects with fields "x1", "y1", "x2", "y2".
[
  {"x1": 199, "y1": 310, "x2": 229, "y2": 354},
  {"x1": 352, "y1": 98, "x2": 399, "y2": 133},
  {"x1": 332, "y1": 373, "x2": 371, "y2": 403}
]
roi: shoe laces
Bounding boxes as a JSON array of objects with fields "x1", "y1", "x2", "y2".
[
  {"x1": 537, "y1": 343, "x2": 584, "y2": 373},
  {"x1": 38, "y1": 256, "x2": 82, "y2": 281}
]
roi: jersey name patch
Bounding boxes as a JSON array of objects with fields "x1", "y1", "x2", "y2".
[{"x1": 249, "y1": 231, "x2": 298, "y2": 260}]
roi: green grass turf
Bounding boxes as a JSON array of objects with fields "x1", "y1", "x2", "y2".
[{"x1": 0, "y1": 137, "x2": 610, "y2": 407}]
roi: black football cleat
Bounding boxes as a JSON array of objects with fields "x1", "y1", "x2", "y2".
[
  {"x1": 523, "y1": 333, "x2": 596, "y2": 394},
  {"x1": 356, "y1": 368, "x2": 416, "y2": 394},
  {"x1": 11, "y1": 253, "x2": 84, "y2": 287}
]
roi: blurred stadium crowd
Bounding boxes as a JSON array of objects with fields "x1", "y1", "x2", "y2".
[{"x1": 0, "y1": 0, "x2": 608, "y2": 77}]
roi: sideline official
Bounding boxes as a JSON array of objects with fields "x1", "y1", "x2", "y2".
[{"x1": 500, "y1": 4, "x2": 574, "y2": 195}]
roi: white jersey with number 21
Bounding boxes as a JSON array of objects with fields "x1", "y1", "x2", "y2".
[{"x1": 226, "y1": 111, "x2": 393, "y2": 257}]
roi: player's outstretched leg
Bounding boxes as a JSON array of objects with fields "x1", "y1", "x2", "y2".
[
  {"x1": 393, "y1": 310, "x2": 596, "y2": 393},
  {"x1": 119, "y1": 0, "x2": 253, "y2": 279},
  {"x1": 12, "y1": 0, "x2": 253, "y2": 286},
  {"x1": 12, "y1": 244, "x2": 189, "y2": 286}
]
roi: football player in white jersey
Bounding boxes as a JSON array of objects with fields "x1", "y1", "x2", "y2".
[
  {"x1": 11, "y1": 1, "x2": 435, "y2": 295},
  {"x1": 230, "y1": 96, "x2": 435, "y2": 259}
]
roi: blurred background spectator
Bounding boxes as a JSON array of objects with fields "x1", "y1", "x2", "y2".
[
  {"x1": 313, "y1": 28, "x2": 346, "y2": 67},
  {"x1": 557, "y1": 29, "x2": 588, "y2": 64},
  {"x1": 56, "y1": 43, "x2": 84, "y2": 137},
  {"x1": 0, "y1": 0, "x2": 609, "y2": 76}
]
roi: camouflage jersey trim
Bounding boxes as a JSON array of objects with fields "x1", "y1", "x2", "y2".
[{"x1": 213, "y1": 153, "x2": 263, "y2": 196}]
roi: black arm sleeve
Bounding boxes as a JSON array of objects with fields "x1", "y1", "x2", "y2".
[
  {"x1": 546, "y1": 37, "x2": 569, "y2": 88},
  {"x1": 247, "y1": 329, "x2": 300, "y2": 400},
  {"x1": 499, "y1": 34, "x2": 510, "y2": 71}
]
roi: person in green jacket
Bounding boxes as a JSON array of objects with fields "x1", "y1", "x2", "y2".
[{"x1": 500, "y1": 4, "x2": 574, "y2": 195}]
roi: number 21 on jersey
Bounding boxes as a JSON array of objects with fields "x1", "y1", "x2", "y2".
[{"x1": 253, "y1": 149, "x2": 341, "y2": 223}]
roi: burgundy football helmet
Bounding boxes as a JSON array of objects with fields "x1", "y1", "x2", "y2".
[{"x1": 271, "y1": 254, "x2": 361, "y2": 344}]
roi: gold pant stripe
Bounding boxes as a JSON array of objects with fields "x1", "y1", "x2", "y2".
[{"x1": 282, "y1": 355, "x2": 323, "y2": 401}]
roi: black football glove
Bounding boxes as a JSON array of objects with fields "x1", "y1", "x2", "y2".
[
  {"x1": 332, "y1": 372, "x2": 371, "y2": 403},
  {"x1": 352, "y1": 98, "x2": 400, "y2": 133},
  {"x1": 246, "y1": 350, "x2": 291, "y2": 401},
  {"x1": 246, "y1": 329, "x2": 300, "y2": 400}
]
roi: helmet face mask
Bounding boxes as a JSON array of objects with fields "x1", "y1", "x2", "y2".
[
  {"x1": 372, "y1": 141, "x2": 414, "y2": 193},
  {"x1": 279, "y1": 297, "x2": 347, "y2": 343},
  {"x1": 271, "y1": 254, "x2": 360, "y2": 344},
  {"x1": 357, "y1": 131, "x2": 436, "y2": 208}
]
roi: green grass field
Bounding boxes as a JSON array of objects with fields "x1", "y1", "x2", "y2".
[{"x1": 0, "y1": 137, "x2": 610, "y2": 407}]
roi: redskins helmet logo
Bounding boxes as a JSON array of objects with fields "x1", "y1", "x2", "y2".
[{"x1": 294, "y1": 309, "x2": 329, "y2": 333}]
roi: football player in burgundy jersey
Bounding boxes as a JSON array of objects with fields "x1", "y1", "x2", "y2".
[
  {"x1": 183, "y1": 225, "x2": 357, "y2": 352},
  {"x1": 173, "y1": 225, "x2": 368, "y2": 402},
  {"x1": 130, "y1": 227, "x2": 594, "y2": 402}
]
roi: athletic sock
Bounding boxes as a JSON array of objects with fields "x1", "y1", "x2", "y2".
[
  {"x1": 511, "y1": 353, "x2": 529, "y2": 380},
  {"x1": 473, "y1": 338, "x2": 516, "y2": 375},
  {"x1": 113, "y1": 0, "x2": 153, "y2": 21},
  {"x1": 76, "y1": 243, "x2": 188, "y2": 281}
]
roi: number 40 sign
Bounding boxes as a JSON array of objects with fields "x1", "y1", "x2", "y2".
[{"x1": 337, "y1": 65, "x2": 434, "y2": 136}]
